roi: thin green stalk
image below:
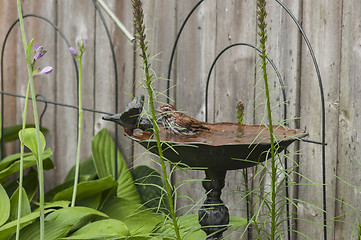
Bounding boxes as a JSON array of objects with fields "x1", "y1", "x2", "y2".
[
  {"x1": 132, "y1": 1, "x2": 181, "y2": 239},
  {"x1": 257, "y1": 0, "x2": 277, "y2": 239},
  {"x1": 16, "y1": 1, "x2": 45, "y2": 239},
  {"x1": 71, "y1": 54, "x2": 83, "y2": 207},
  {"x1": 16, "y1": 82, "x2": 30, "y2": 240}
]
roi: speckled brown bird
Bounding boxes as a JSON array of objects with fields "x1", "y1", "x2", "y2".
[{"x1": 158, "y1": 104, "x2": 210, "y2": 135}]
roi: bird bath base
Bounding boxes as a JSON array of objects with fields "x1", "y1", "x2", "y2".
[{"x1": 199, "y1": 169, "x2": 229, "y2": 239}]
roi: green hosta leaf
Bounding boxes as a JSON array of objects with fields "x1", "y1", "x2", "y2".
[
  {"x1": 9, "y1": 220, "x2": 71, "y2": 240},
  {"x1": 52, "y1": 176, "x2": 117, "y2": 202},
  {"x1": 9, "y1": 186, "x2": 31, "y2": 221},
  {"x1": 46, "y1": 206, "x2": 108, "y2": 232},
  {"x1": 44, "y1": 176, "x2": 88, "y2": 202},
  {"x1": 0, "y1": 152, "x2": 33, "y2": 171},
  {"x1": 33, "y1": 201, "x2": 70, "y2": 211},
  {"x1": 0, "y1": 209, "x2": 54, "y2": 240},
  {"x1": 64, "y1": 156, "x2": 97, "y2": 182},
  {"x1": 101, "y1": 197, "x2": 164, "y2": 235},
  {"x1": 4, "y1": 168, "x2": 38, "y2": 201},
  {"x1": 0, "y1": 148, "x2": 53, "y2": 183},
  {"x1": 91, "y1": 128, "x2": 141, "y2": 203},
  {"x1": 0, "y1": 183, "x2": 10, "y2": 227},
  {"x1": 61, "y1": 219, "x2": 130, "y2": 239},
  {"x1": 18, "y1": 128, "x2": 46, "y2": 160},
  {"x1": 2, "y1": 124, "x2": 49, "y2": 143},
  {"x1": 132, "y1": 165, "x2": 169, "y2": 214}
]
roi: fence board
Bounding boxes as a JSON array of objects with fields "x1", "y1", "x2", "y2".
[
  {"x1": 173, "y1": 0, "x2": 217, "y2": 218},
  {"x1": 335, "y1": 0, "x2": 361, "y2": 238},
  {"x1": 213, "y1": 1, "x2": 257, "y2": 238},
  {"x1": 55, "y1": 0, "x2": 96, "y2": 185},
  {"x1": 298, "y1": 1, "x2": 342, "y2": 239},
  {"x1": 93, "y1": 0, "x2": 135, "y2": 165},
  {"x1": 0, "y1": 1, "x2": 19, "y2": 156}
]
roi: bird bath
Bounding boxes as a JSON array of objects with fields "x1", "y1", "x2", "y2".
[{"x1": 124, "y1": 123, "x2": 307, "y2": 239}]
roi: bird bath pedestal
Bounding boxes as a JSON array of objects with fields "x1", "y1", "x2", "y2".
[{"x1": 124, "y1": 123, "x2": 307, "y2": 239}]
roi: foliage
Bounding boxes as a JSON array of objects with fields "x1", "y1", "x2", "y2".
[{"x1": 0, "y1": 128, "x2": 190, "y2": 239}]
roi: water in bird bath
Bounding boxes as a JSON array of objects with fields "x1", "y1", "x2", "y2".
[{"x1": 125, "y1": 122, "x2": 307, "y2": 146}]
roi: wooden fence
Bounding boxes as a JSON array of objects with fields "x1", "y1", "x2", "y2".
[{"x1": 0, "y1": 0, "x2": 358, "y2": 239}]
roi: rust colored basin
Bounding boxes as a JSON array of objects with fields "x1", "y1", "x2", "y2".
[{"x1": 124, "y1": 123, "x2": 307, "y2": 170}]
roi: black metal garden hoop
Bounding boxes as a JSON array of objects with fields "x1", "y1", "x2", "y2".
[{"x1": 165, "y1": 1, "x2": 327, "y2": 239}]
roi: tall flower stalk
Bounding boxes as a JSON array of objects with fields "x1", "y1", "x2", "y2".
[
  {"x1": 132, "y1": 1, "x2": 181, "y2": 239},
  {"x1": 16, "y1": 1, "x2": 53, "y2": 239},
  {"x1": 257, "y1": 0, "x2": 278, "y2": 239},
  {"x1": 69, "y1": 38, "x2": 87, "y2": 207}
]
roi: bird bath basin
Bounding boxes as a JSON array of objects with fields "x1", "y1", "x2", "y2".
[
  {"x1": 124, "y1": 122, "x2": 307, "y2": 239},
  {"x1": 124, "y1": 123, "x2": 307, "y2": 170}
]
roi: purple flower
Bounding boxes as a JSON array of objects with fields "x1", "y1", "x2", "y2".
[
  {"x1": 33, "y1": 45, "x2": 46, "y2": 60},
  {"x1": 33, "y1": 43, "x2": 39, "y2": 52},
  {"x1": 76, "y1": 37, "x2": 87, "y2": 49},
  {"x1": 69, "y1": 47, "x2": 77, "y2": 55},
  {"x1": 34, "y1": 52, "x2": 42, "y2": 60},
  {"x1": 33, "y1": 66, "x2": 53, "y2": 76}
]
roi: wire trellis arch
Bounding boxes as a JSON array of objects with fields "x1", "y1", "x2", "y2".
[{"x1": 165, "y1": 1, "x2": 327, "y2": 239}]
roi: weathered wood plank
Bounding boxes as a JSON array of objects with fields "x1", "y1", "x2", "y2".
[
  {"x1": 173, "y1": 0, "x2": 217, "y2": 220},
  {"x1": 298, "y1": 1, "x2": 342, "y2": 239},
  {"x1": 94, "y1": 0, "x2": 135, "y2": 165},
  {"x1": 132, "y1": 0, "x2": 177, "y2": 170},
  {"x1": 213, "y1": 1, "x2": 257, "y2": 239},
  {"x1": 335, "y1": 0, "x2": 361, "y2": 238},
  {"x1": 55, "y1": 0, "x2": 96, "y2": 185},
  {"x1": 0, "y1": 1, "x2": 19, "y2": 156}
]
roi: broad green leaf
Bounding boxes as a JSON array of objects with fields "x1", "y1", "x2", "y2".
[
  {"x1": 2, "y1": 124, "x2": 49, "y2": 143},
  {"x1": 18, "y1": 128, "x2": 46, "y2": 159},
  {"x1": 0, "y1": 209, "x2": 54, "y2": 240},
  {"x1": 4, "y1": 168, "x2": 38, "y2": 201},
  {"x1": 0, "y1": 148, "x2": 53, "y2": 183},
  {"x1": 33, "y1": 201, "x2": 70, "y2": 211},
  {"x1": 44, "y1": 176, "x2": 88, "y2": 202},
  {"x1": 46, "y1": 206, "x2": 108, "y2": 232},
  {"x1": 76, "y1": 193, "x2": 101, "y2": 210},
  {"x1": 53, "y1": 176, "x2": 117, "y2": 202},
  {"x1": 132, "y1": 165, "x2": 169, "y2": 214},
  {"x1": 0, "y1": 183, "x2": 10, "y2": 227},
  {"x1": 61, "y1": 219, "x2": 130, "y2": 239},
  {"x1": 64, "y1": 156, "x2": 97, "y2": 182},
  {"x1": 0, "y1": 152, "x2": 33, "y2": 171},
  {"x1": 9, "y1": 186, "x2": 31, "y2": 221},
  {"x1": 101, "y1": 197, "x2": 164, "y2": 235},
  {"x1": 156, "y1": 214, "x2": 248, "y2": 239},
  {"x1": 9, "y1": 220, "x2": 70, "y2": 240},
  {"x1": 91, "y1": 128, "x2": 141, "y2": 203},
  {"x1": 156, "y1": 214, "x2": 206, "y2": 239}
]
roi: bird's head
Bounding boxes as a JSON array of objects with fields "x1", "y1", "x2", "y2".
[{"x1": 158, "y1": 104, "x2": 177, "y2": 114}]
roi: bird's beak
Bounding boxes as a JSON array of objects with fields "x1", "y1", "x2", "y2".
[{"x1": 155, "y1": 108, "x2": 161, "y2": 113}]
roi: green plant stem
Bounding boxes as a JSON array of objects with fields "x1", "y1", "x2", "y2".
[
  {"x1": 132, "y1": 1, "x2": 181, "y2": 238},
  {"x1": 71, "y1": 55, "x2": 83, "y2": 207},
  {"x1": 144, "y1": 66, "x2": 181, "y2": 240},
  {"x1": 258, "y1": 5, "x2": 277, "y2": 240},
  {"x1": 16, "y1": 82, "x2": 30, "y2": 240},
  {"x1": 16, "y1": 1, "x2": 45, "y2": 239}
]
